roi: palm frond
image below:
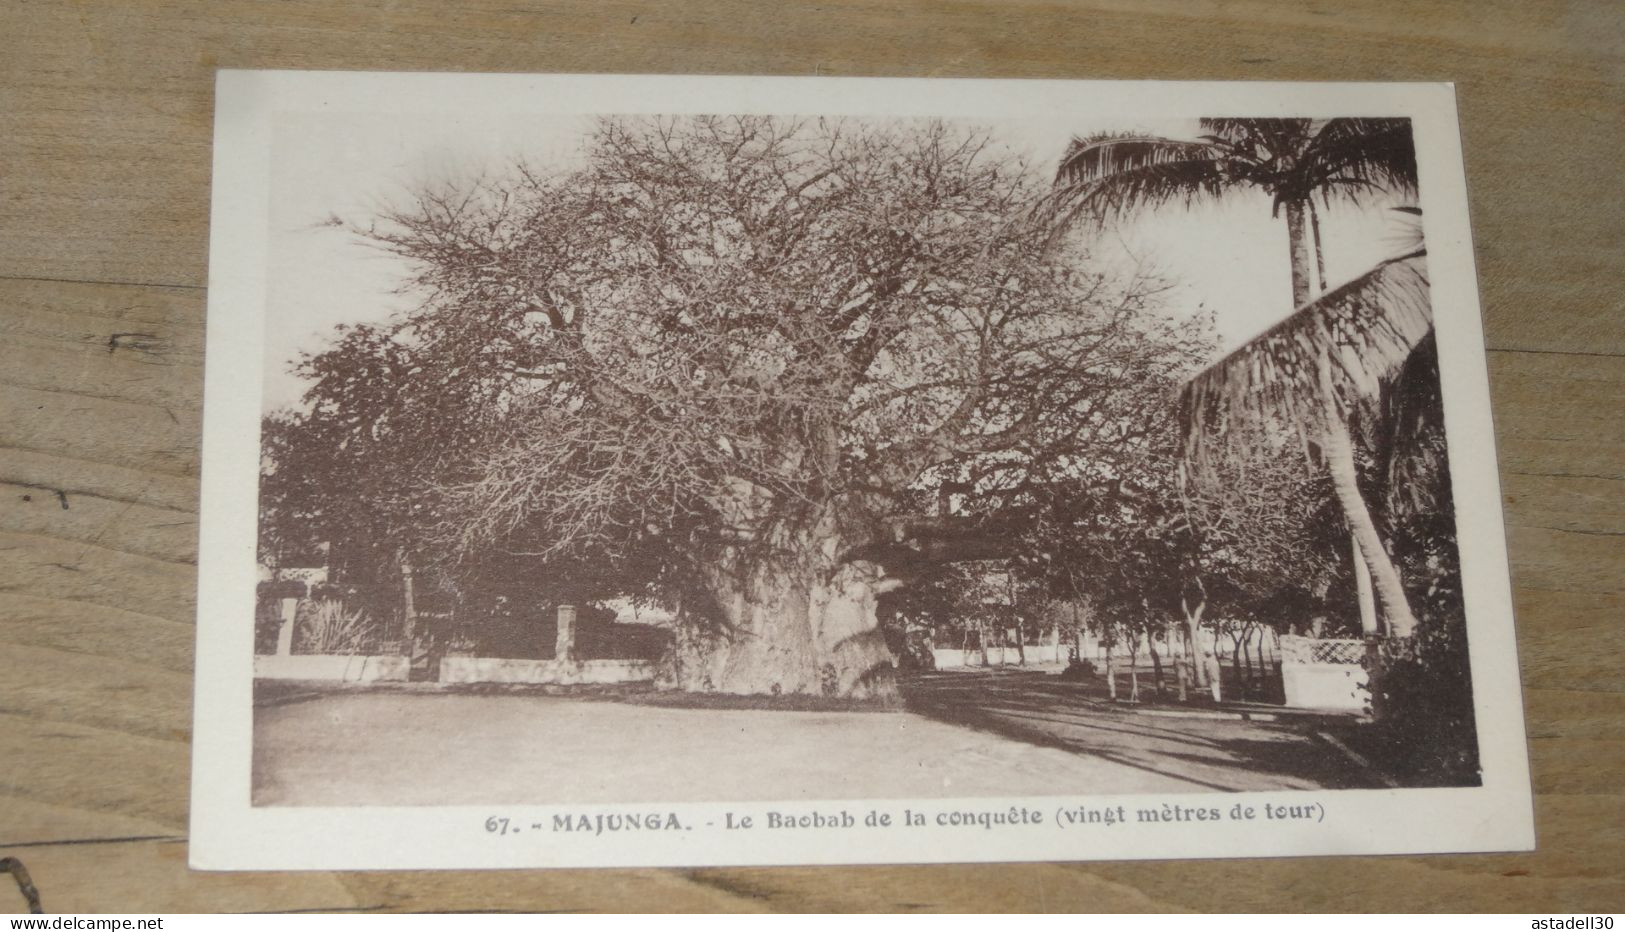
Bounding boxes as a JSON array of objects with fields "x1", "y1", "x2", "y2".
[
  {"x1": 1047, "y1": 133, "x2": 1229, "y2": 229},
  {"x1": 1198, "y1": 117, "x2": 1308, "y2": 143},
  {"x1": 1371, "y1": 332, "x2": 1449, "y2": 518},
  {"x1": 1179, "y1": 250, "x2": 1432, "y2": 472},
  {"x1": 1303, "y1": 118, "x2": 1418, "y2": 205},
  {"x1": 1198, "y1": 118, "x2": 1314, "y2": 165}
]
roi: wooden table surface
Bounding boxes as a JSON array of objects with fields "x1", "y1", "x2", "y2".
[{"x1": 2, "y1": 0, "x2": 1621, "y2": 914}]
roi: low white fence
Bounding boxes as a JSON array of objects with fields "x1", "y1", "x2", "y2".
[
  {"x1": 1278, "y1": 635, "x2": 1369, "y2": 712},
  {"x1": 932, "y1": 643, "x2": 1065, "y2": 669}
]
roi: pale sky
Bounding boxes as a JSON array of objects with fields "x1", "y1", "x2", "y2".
[{"x1": 263, "y1": 113, "x2": 1412, "y2": 411}]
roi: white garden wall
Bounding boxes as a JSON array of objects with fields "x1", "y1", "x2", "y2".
[
  {"x1": 438, "y1": 656, "x2": 656, "y2": 685},
  {"x1": 253, "y1": 654, "x2": 409, "y2": 682}
]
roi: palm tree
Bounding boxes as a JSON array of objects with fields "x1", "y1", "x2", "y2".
[
  {"x1": 1180, "y1": 249, "x2": 1431, "y2": 638},
  {"x1": 1047, "y1": 118, "x2": 1425, "y2": 638},
  {"x1": 1050, "y1": 118, "x2": 1417, "y2": 305}
]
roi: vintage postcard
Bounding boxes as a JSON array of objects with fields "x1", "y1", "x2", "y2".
[{"x1": 191, "y1": 71, "x2": 1534, "y2": 869}]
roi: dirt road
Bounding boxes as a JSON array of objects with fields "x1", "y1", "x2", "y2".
[{"x1": 252, "y1": 670, "x2": 1371, "y2": 806}]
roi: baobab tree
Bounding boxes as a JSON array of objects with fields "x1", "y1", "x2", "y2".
[
  {"x1": 1046, "y1": 118, "x2": 1428, "y2": 638},
  {"x1": 288, "y1": 116, "x2": 1206, "y2": 699}
]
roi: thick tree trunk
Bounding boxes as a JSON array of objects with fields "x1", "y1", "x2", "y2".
[
  {"x1": 666, "y1": 537, "x2": 899, "y2": 701},
  {"x1": 1169, "y1": 620, "x2": 1189, "y2": 702},
  {"x1": 1180, "y1": 594, "x2": 1209, "y2": 689}
]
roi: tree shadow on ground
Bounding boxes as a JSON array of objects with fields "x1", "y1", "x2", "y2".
[{"x1": 902, "y1": 670, "x2": 1386, "y2": 792}]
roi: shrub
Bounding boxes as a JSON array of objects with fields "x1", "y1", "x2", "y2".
[
  {"x1": 1060, "y1": 656, "x2": 1097, "y2": 680},
  {"x1": 1365, "y1": 597, "x2": 1480, "y2": 786},
  {"x1": 254, "y1": 598, "x2": 285, "y2": 655},
  {"x1": 295, "y1": 599, "x2": 379, "y2": 655}
]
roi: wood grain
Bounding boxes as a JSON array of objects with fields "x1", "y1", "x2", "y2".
[{"x1": 2, "y1": 0, "x2": 1621, "y2": 913}]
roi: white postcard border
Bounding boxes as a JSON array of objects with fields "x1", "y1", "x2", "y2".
[{"x1": 192, "y1": 71, "x2": 1534, "y2": 870}]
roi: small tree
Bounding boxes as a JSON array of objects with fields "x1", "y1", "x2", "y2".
[{"x1": 1032, "y1": 393, "x2": 1346, "y2": 704}]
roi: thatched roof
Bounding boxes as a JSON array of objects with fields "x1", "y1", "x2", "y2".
[{"x1": 1179, "y1": 249, "x2": 1432, "y2": 468}]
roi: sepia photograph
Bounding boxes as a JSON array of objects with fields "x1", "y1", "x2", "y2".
[{"x1": 192, "y1": 73, "x2": 1532, "y2": 870}]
